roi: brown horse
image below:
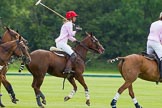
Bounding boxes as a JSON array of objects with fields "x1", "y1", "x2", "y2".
[
  {"x1": 0, "y1": 37, "x2": 31, "y2": 107},
  {"x1": 0, "y1": 27, "x2": 29, "y2": 105},
  {"x1": 25, "y1": 32, "x2": 104, "y2": 108},
  {"x1": 1, "y1": 27, "x2": 28, "y2": 44},
  {"x1": 107, "y1": 54, "x2": 161, "y2": 108}
]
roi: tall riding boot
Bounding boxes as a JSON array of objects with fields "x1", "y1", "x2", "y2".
[
  {"x1": 63, "y1": 53, "x2": 77, "y2": 74},
  {"x1": 159, "y1": 60, "x2": 162, "y2": 80}
]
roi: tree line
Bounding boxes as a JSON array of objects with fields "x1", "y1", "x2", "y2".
[{"x1": 0, "y1": 0, "x2": 162, "y2": 60}]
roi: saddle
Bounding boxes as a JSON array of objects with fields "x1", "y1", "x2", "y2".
[
  {"x1": 49, "y1": 46, "x2": 69, "y2": 58},
  {"x1": 141, "y1": 51, "x2": 160, "y2": 67}
]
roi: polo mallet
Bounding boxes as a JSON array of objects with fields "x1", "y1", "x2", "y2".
[
  {"x1": 35, "y1": 0, "x2": 82, "y2": 31},
  {"x1": 35, "y1": 0, "x2": 68, "y2": 21}
]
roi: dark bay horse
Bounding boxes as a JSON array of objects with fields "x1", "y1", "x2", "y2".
[
  {"x1": 108, "y1": 54, "x2": 162, "y2": 108},
  {"x1": 0, "y1": 27, "x2": 29, "y2": 106},
  {"x1": 0, "y1": 37, "x2": 31, "y2": 107},
  {"x1": 25, "y1": 32, "x2": 104, "y2": 108}
]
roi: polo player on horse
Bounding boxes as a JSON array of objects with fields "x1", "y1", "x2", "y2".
[
  {"x1": 146, "y1": 12, "x2": 162, "y2": 80},
  {"x1": 55, "y1": 11, "x2": 81, "y2": 75}
]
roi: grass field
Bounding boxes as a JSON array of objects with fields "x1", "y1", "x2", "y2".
[{"x1": 1, "y1": 75, "x2": 162, "y2": 108}]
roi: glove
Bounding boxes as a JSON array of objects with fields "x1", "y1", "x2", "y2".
[
  {"x1": 75, "y1": 40, "x2": 80, "y2": 44},
  {"x1": 75, "y1": 25, "x2": 82, "y2": 32}
]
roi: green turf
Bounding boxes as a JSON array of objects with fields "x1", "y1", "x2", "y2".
[
  {"x1": 7, "y1": 59, "x2": 119, "y2": 74},
  {"x1": 1, "y1": 75, "x2": 162, "y2": 108}
]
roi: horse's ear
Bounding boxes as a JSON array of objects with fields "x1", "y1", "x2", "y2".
[
  {"x1": 3, "y1": 26, "x2": 10, "y2": 31},
  {"x1": 6, "y1": 26, "x2": 10, "y2": 31},
  {"x1": 90, "y1": 32, "x2": 93, "y2": 36},
  {"x1": 85, "y1": 31, "x2": 90, "y2": 36},
  {"x1": 19, "y1": 36, "x2": 22, "y2": 42}
]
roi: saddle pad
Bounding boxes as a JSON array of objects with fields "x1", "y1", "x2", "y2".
[
  {"x1": 50, "y1": 46, "x2": 63, "y2": 51},
  {"x1": 54, "y1": 52, "x2": 65, "y2": 57},
  {"x1": 50, "y1": 46, "x2": 66, "y2": 57}
]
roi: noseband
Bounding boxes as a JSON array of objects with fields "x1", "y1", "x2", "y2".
[{"x1": 15, "y1": 40, "x2": 28, "y2": 63}]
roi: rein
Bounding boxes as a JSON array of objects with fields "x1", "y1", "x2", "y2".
[
  {"x1": 79, "y1": 42, "x2": 97, "y2": 53},
  {"x1": 74, "y1": 42, "x2": 96, "y2": 63}
]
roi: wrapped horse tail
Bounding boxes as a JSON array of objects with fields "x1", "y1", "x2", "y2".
[
  {"x1": 107, "y1": 57, "x2": 125, "y2": 63},
  {"x1": 18, "y1": 62, "x2": 25, "y2": 72}
]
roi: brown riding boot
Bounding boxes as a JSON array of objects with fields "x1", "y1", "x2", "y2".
[{"x1": 63, "y1": 53, "x2": 77, "y2": 74}]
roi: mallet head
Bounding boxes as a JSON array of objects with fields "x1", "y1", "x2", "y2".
[{"x1": 35, "y1": 0, "x2": 42, "y2": 5}]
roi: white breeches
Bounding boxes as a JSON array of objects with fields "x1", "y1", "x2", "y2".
[
  {"x1": 147, "y1": 40, "x2": 162, "y2": 60},
  {"x1": 56, "y1": 42, "x2": 74, "y2": 55}
]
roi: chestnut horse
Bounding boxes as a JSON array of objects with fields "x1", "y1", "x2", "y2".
[
  {"x1": 25, "y1": 32, "x2": 104, "y2": 108},
  {"x1": 0, "y1": 37, "x2": 31, "y2": 107},
  {"x1": 1, "y1": 27, "x2": 28, "y2": 44},
  {"x1": 108, "y1": 54, "x2": 161, "y2": 108},
  {"x1": 0, "y1": 27, "x2": 28, "y2": 106}
]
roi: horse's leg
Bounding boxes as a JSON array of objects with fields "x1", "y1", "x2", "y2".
[
  {"x1": 32, "y1": 76, "x2": 46, "y2": 108},
  {"x1": 111, "y1": 81, "x2": 132, "y2": 108},
  {"x1": 0, "y1": 75, "x2": 5, "y2": 107},
  {"x1": 1, "y1": 71, "x2": 19, "y2": 104},
  {"x1": 75, "y1": 75, "x2": 90, "y2": 106},
  {"x1": 64, "y1": 77, "x2": 77, "y2": 101},
  {"x1": 0, "y1": 95, "x2": 5, "y2": 107},
  {"x1": 128, "y1": 84, "x2": 142, "y2": 108}
]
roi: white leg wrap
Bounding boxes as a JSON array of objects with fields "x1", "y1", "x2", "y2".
[
  {"x1": 68, "y1": 90, "x2": 76, "y2": 98},
  {"x1": 85, "y1": 90, "x2": 90, "y2": 100},
  {"x1": 113, "y1": 92, "x2": 120, "y2": 100},
  {"x1": 132, "y1": 97, "x2": 138, "y2": 104}
]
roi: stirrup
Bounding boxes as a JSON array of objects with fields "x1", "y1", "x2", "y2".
[{"x1": 63, "y1": 70, "x2": 75, "y2": 74}]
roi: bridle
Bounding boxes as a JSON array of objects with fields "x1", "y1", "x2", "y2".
[
  {"x1": 0, "y1": 40, "x2": 22, "y2": 65},
  {"x1": 14, "y1": 40, "x2": 29, "y2": 63},
  {"x1": 7, "y1": 30, "x2": 29, "y2": 62},
  {"x1": 74, "y1": 36, "x2": 102, "y2": 62}
]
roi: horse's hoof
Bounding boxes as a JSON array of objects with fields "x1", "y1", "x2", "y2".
[
  {"x1": 111, "y1": 99, "x2": 117, "y2": 108},
  {"x1": 42, "y1": 100, "x2": 46, "y2": 105},
  {"x1": 135, "y1": 103, "x2": 142, "y2": 108},
  {"x1": 12, "y1": 98, "x2": 19, "y2": 104},
  {"x1": 64, "y1": 96, "x2": 70, "y2": 102},
  {"x1": 86, "y1": 99, "x2": 90, "y2": 106},
  {"x1": 39, "y1": 105, "x2": 44, "y2": 108},
  {"x1": 0, "y1": 103, "x2": 5, "y2": 107},
  {"x1": 12, "y1": 100, "x2": 17, "y2": 104}
]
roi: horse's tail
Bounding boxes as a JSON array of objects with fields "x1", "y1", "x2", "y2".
[
  {"x1": 107, "y1": 57, "x2": 125, "y2": 63},
  {"x1": 18, "y1": 62, "x2": 25, "y2": 72}
]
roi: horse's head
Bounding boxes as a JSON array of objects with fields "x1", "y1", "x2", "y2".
[
  {"x1": 2, "y1": 27, "x2": 28, "y2": 45},
  {"x1": 80, "y1": 32, "x2": 105, "y2": 54},
  {"x1": 14, "y1": 36, "x2": 31, "y2": 64}
]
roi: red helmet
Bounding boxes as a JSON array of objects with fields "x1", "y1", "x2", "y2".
[{"x1": 66, "y1": 11, "x2": 78, "y2": 19}]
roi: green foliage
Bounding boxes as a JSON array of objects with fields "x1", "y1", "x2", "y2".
[{"x1": 1, "y1": 0, "x2": 162, "y2": 64}]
